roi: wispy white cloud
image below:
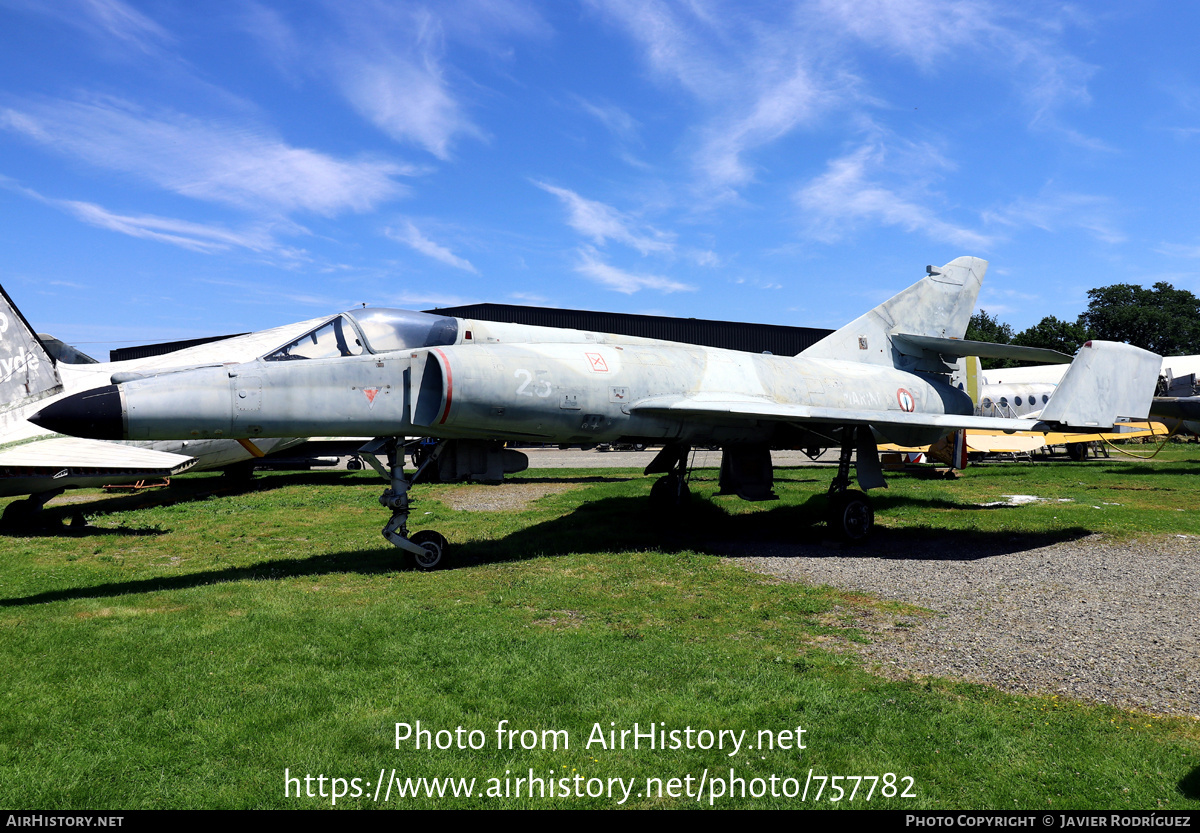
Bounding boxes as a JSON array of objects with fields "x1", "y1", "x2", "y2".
[
  {"x1": 2, "y1": 182, "x2": 295, "y2": 258},
  {"x1": 329, "y1": 12, "x2": 479, "y2": 161},
  {"x1": 814, "y1": 0, "x2": 995, "y2": 68},
  {"x1": 694, "y1": 61, "x2": 833, "y2": 191},
  {"x1": 591, "y1": 0, "x2": 1103, "y2": 192},
  {"x1": 249, "y1": 2, "x2": 548, "y2": 160},
  {"x1": 4, "y1": 179, "x2": 307, "y2": 255},
  {"x1": 534, "y1": 181, "x2": 674, "y2": 255},
  {"x1": 0, "y1": 96, "x2": 412, "y2": 215},
  {"x1": 586, "y1": 0, "x2": 727, "y2": 102},
  {"x1": 734, "y1": 277, "x2": 783, "y2": 290},
  {"x1": 60, "y1": 200, "x2": 282, "y2": 252},
  {"x1": 1157, "y1": 242, "x2": 1200, "y2": 260},
  {"x1": 4, "y1": 0, "x2": 172, "y2": 55},
  {"x1": 796, "y1": 141, "x2": 993, "y2": 248},
  {"x1": 428, "y1": 0, "x2": 551, "y2": 52},
  {"x1": 387, "y1": 220, "x2": 479, "y2": 273},
  {"x1": 508, "y1": 291, "x2": 548, "y2": 303},
  {"x1": 983, "y1": 188, "x2": 1124, "y2": 244},
  {"x1": 575, "y1": 248, "x2": 694, "y2": 294},
  {"x1": 587, "y1": 0, "x2": 850, "y2": 191},
  {"x1": 575, "y1": 97, "x2": 641, "y2": 143},
  {"x1": 384, "y1": 289, "x2": 479, "y2": 308},
  {"x1": 814, "y1": 0, "x2": 1101, "y2": 147},
  {"x1": 239, "y1": 2, "x2": 303, "y2": 78}
]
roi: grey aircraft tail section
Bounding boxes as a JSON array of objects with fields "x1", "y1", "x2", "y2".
[
  {"x1": 1038, "y1": 340, "x2": 1161, "y2": 429},
  {"x1": 0, "y1": 284, "x2": 63, "y2": 422},
  {"x1": 798, "y1": 256, "x2": 987, "y2": 368}
]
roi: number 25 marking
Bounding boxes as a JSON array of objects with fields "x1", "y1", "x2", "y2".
[{"x1": 514, "y1": 369, "x2": 551, "y2": 397}]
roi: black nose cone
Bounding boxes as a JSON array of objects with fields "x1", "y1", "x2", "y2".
[{"x1": 30, "y1": 385, "x2": 125, "y2": 440}]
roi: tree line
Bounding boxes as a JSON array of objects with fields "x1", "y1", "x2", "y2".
[{"x1": 966, "y1": 282, "x2": 1200, "y2": 367}]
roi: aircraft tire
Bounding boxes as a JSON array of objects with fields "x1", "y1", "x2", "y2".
[
  {"x1": 828, "y1": 490, "x2": 873, "y2": 542},
  {"x1": 1067, "y1": 442, "x2": 1088, "y2": 462},
  {"x1": 408, "y1": 530, "x2": 452, "y2": 571},
  {"x1": 649, "y1": 474, "x2": 690, "y2": 510},
  {"x1": 0, "y1": 497, "x2": 38, "y2": 530}
]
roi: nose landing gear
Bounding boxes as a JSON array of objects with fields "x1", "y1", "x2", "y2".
[{"x1": 362, "y1": 437, "x2": 453, "y2": 570}]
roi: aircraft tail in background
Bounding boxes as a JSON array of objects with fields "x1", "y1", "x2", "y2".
[{"x1": 0, "y1": 284, "x2": 62, "y2": 419}]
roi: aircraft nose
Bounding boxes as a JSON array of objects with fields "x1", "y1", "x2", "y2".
[{"x1": 29, "y1": 385, "x2": 126, "y2": 440}]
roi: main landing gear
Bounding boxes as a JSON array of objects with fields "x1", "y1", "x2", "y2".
[
  {"x1": 0, "y1": 488, "x2": 65, "y2": 530},
  {"x1": 645, "y1": 443, "x2": 691, "y2": 511},
  {"x1": 361, "y1": 437, "x2": 452, "y2": 570},
  {"x1": 826, "y1": 430, "x2": 878, "y2": 543}
]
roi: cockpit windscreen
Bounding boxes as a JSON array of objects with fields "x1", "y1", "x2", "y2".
[
  {"x1": 349, "y1": 308, "x2": 458, "y2": 353},
  {"x1": 264, "y1": 315, "x2": 364, "y2": 361},
  {"x1": 264, "y1": 309, "x2": 458, "y2": 361}
]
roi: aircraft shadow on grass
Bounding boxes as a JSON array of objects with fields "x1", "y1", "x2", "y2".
[
  {"x1": 0, "y1": 471, "x2": 643, "y2": 537},
  {"x1": 1, "y1": 485, "x2": 1093, "y2": 607},
  {"x1": 0, "y1": 470, "x2": 376, "y2": 537},
  {"x1": 442, "y1": 491, "x2": 1093, "y2": 567},
  {"x1": 0, "y1": 548, "x2": 405, "y2": 608},
  {"x1": 1180, "y1": 765, "x2": 1200, "y2": 800}
]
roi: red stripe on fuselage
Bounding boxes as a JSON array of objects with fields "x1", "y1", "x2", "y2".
[{"x1": 434, "y1": 348, "x2": 453, "y2": 424}]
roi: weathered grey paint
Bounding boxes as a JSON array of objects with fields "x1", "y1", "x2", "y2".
[{"x1": 67, "y1": 257, "x2": 1160, "y2": 456}]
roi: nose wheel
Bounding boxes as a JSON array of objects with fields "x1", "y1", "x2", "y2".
[
  {"x1": 363, "y1": 438, "x2": 454, "y2": 570},
  {"x1": 408, "y1": 529, "x2": 450, "y2": 571}
]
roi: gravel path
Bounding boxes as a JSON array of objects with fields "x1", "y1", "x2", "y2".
[{"x1": 733, "y1": 534, "x2": 1200, "y2": 718}]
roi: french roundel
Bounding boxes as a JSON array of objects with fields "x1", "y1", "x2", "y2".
[{"x1": 896, "y1": 388, "x2": 915, "y2": 412}]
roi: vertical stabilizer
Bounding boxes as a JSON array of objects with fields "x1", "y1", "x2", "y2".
[
  {"x1": 800, "y1": 257, "x2": 987, "y2": 368},
  {"x1": 0, "y1": 284, "x2": 62, "y2": 415},
  {"x1": 1039, "y1": 340, "x2": 1160, "y2": 428}
]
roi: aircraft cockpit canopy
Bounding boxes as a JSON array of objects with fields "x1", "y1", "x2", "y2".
[{"x1": 263, "y1": 309, "x2": 459, "y2": 361}]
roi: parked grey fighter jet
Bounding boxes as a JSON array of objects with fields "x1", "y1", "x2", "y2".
[{"x1": 32, "y1": 257, "x2": 1161, "y2": 564}]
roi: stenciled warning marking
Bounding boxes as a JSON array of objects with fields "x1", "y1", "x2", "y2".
[
  {"x1": 586, "y1": 352, "x2": 609, "y2": 372},
  {"x1": 896, "y1": 388, "x2": 915, "y2": 412},
  {"x1": 363, "y1": 387, "x2": 380, "y2": 409}
]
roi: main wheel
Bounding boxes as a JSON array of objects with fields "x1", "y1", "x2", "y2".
[
  {"x1": 0, "y1": 496, "x2": 39, "y2": 530},
  {"x1": 827, "y1": 490, "x2": 874, "y2": 542},
  {"x1": 408, "y1": 530, "x2": 452, "y2": 571},
  {"x1": 648, "y1": 474, "x2": 690, "y2": 511}
]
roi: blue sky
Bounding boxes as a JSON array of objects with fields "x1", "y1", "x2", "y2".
[{"x1": 2, "y1": 0, "x2": 1198, "y2": 358}]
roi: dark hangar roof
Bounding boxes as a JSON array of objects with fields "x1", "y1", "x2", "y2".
[
  {"x1": 109, "y1": 304, "x2": 834, "y2": 362},
  {"x1": 426, "y1": 303, "x2": 833, "y2": 356}
]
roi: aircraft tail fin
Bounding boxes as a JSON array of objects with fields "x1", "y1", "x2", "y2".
[
  {"x1": 1039, "y1": 340, "x2": 1160, "y2": 429},
  {"x1": 0, "y1": 284, "x2": 63, "y2": 417},
  {"x1": 799, "y1": 256, "x2": 986, "y2": 369}
]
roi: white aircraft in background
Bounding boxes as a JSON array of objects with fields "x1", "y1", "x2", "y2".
[
  {"x1": 977, "y1": 357, "x2": 1200, "y2": 424},
  {"x1": 0, "y1": 284, "x2": 321, "y2": 526},
  {"x1": 945, "y1": 356, "x2": 1200, "y2": 458}
]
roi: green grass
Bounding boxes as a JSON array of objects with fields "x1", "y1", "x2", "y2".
[{"x1": 1, "y1": 448, "x2": 1199, "y2": 809}]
